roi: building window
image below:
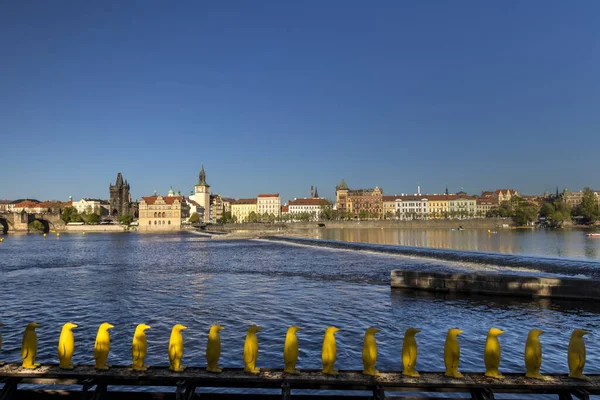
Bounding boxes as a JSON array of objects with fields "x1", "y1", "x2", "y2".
[
  {"x1": 154, "y1": 220, "x2": 157, "y2": 225},
  {"x1": 168, "y1": 220, "x2": 171, "y2": 225},
  {"x1": 154, "y1": 212, "x2": 157, "y2": 217},
  {"x1": 148, "y1": 221, "x2": 151, "y2": 225}
]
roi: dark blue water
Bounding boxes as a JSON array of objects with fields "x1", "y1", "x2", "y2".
[{"x1": 1, "y1": 232, "x2": 599, "y2": 383}]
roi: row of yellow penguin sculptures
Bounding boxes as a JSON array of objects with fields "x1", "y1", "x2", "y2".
[{"x1": 9, "y1": 322, "x2": 591, "y2": 380}]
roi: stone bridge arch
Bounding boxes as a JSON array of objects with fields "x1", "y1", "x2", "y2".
[{"x1": 0, "y1": 216, "x2": 12, "y2": 234}]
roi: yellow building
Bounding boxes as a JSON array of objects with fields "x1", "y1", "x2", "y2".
[
  {"x1": 427, "y1": 195, "x2": 449, "y2": 219},
  {"x1": 382, "y1": 196, "x2": 398, "y2": 219},
  {"x1": 231, "y1": 198, "x2": 257, "y2": 223},
  {"x1": 138, "y1": 195, "x2": 190, "y2": 232},
  {"x1": 495, "y1": 189, "x2": 518, "y2": 203},
  {"x1": 448, "y1": 194, "x2": 477, "y2": 218}
]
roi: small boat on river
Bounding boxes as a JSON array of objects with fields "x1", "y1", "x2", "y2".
[{"x1": 586, "y1": 233, "x2": 600, "y2": 237}]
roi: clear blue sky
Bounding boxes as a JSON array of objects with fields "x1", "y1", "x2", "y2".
[{"x1": 1, "y1": 1, "x2": 599, "y2": 203}]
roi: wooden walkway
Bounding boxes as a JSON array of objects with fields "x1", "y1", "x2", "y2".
[{"x1": 1, "y1": 364, "x2": 598, "y2": 399}]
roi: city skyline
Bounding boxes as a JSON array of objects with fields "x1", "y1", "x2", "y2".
[
  {"x1": 0, "y1": 164, "x2": 595, "y2": 204},
  {"x1": 1, "y1": 1, "x2": 599, "y2": 201}
]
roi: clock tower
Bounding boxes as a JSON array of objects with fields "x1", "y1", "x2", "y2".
[{"x1": 194, "y1": 165, "x2": 211, "y2": 223}]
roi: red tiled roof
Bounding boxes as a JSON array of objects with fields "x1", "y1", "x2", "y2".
[
  {"x1": 258, "y1": 193, "x2": 279, "y2": 198},
  {"x1": 0, "y1": 200, "x2": 12, "y2": 205},
  {"x1": 288, "y1": 198, "x2": 330, "y2": 206},
  {"x1": 12, "y1": 200, "x2": 41, "y2": 208},
  {"x1": 232, "y1": 198, "x2": 257, "y2": 205},
  {"x1": 281, "y1": 205, "x2": 289, "y2": 213},
  {"x1": 141, "y1": 196, "x2": 183, "y2": 205}
]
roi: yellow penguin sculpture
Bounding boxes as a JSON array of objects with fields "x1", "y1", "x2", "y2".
[
  {"x1": 444, "y1": 328, "x2": 464, "y2": 378},
  {"x1": 284, "y1": 326, "x2": 303, "y2": 374},
  {"x1": 21, "y1": 322, "x2": 41, "y2": 369},
  {"x1": 321, "y1": 326, "x2": 340, "y2": 375},
  {"x1": 362, "y1": 327, "x2": 381, "y2": 376},
  {"x1": 524, "y1": 329, "x2": 545, "y2": 380},
  {"x1": 243, "y1": 325, "x2": 262, "y2": 374},
  {"x1": 484, "y1": 327, "x2": 504, "y2": 379},
  {"x1": 58, "y1": 322, "x2": 78, "y2": 369},
  {"x1": 0, "y1": 322, "x2": 5, "y2": 366},
  {"x1": 568, "y1": 328, "x2": 590, "y2": 381},
  {"x1": 206, "y1": 325, "x2": 224, "y2": 373},
  {"x1": 402, "y1": 327, "x2": 421, "y2": 377},
  {"x1": 168, "y1": 324, "x2": 187, "y2": 372},
  {"x1": 94, "y1": 322, "x2": 114, "y2": 370},
  {"x1": 132, "y1": 324, "x2": 151, "y2": 371}
]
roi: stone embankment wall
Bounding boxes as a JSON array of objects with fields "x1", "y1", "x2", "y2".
[
  {"x1": 391, "y1": 270, "x2": 600, "y2": 300},
  {"x1": 208, "y1": 218, "x2": 512, "y2": 232},
  {"x1": 65, "y1": 224, "x2": 128, "y2": 233}
]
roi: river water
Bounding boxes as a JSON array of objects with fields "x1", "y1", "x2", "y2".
[{"x1": 0, "y1": 232, "x2": 599, "y2": 387}]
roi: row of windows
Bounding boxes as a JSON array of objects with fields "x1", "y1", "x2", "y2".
[{"x1": 148, "y1": 220, "x2": 172, "y2": 225}]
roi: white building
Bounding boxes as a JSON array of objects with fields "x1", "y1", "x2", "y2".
[
  {"x1": 396, "y1": 196, "x2": 429, "y2": 220},
  {"x1": 288, "y1": 198, "x2": 330, "y2": 220},
  {"x1": 72, "y1": 198, "x2": 110, "y2": 214},
  {"x1": 257, "y1": 193, "x2": 281, "y2": 217}
]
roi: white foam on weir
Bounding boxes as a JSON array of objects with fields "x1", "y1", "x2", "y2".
[{"x1": 257, "y1": 238, "x2": 590, "y2": 280}]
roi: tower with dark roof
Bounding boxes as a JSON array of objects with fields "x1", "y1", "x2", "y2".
[
  {"x1": 109, "y1": 172, "x2": 131, "y2": 217},
  {"x1": 193, "y1": 164, "x2": 211, "y2": 223}
]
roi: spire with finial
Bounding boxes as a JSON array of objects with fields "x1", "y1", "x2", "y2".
[
  {"x1": 445, "y1": 185, "x2": 449, "y2": 195},
  {"x1": 168, "y1": 186, "x2": 175, "y2": 197},
  {"x1": 198, "y1": 164, "x2": 209, "y2": 187},
  {"x1": 314, "y1": 186, "x2": 319, "y2": 198},
  {"x1": 153, "y1": 189, "x2": 157, "y2": 196},
  {"x1": 115, "y1": 172, "x2": 123, "y2": 186}
]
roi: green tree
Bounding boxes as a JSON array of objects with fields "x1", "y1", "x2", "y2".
[
  {"x1": 189, "y1": 212, "x2": 200, "y2": 223},
  {"x1": 221, "y1": 211, "x2": 234, "y2": 224},
  {"x1": 71, "y1": 213, "x2": 84, "y2": 223},
  {"x1": 358, "y1": 210, "x2": 369, "y2": 220},
  {"x1": 539, "y1": 202, "x2": 555, "y2": 219},
  {"x1": 61, "y1": 206, "x2": 78, "y2": 224},
  {"x1": 576, "y1": 187, "x2": 600, "y2": 225},
  {"x1": 29, "y1": 220, "x2": 46, "y2": 232},
  {"x1": 118, "y1": 214, "x2": 134, "y2": 225},
  {"x1": 512, "y1": 203, "x2": 539, "y2": 226},
  {"x1": 247, "y1": 211, "x2": 258, "y2": 223},
  {"x1": 85, "y1": 213, "x2": 100, "y2": 224}
]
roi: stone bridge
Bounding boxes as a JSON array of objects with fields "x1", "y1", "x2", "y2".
[{"x1": 0, "y1": 211, "x2": 64, "y2": 234}]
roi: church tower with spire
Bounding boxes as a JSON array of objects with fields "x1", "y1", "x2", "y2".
[{"x1": 193, "y1": 165, "x2": 211, "y2": 223}]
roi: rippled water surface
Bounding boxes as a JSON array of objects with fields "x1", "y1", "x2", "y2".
[{"x1": 1, "y1": 232, "x2": 599, "y2": 382}]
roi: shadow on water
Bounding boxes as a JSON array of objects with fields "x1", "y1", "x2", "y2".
[{"x1": 391, "y1": 288, "x2": 600, "y2": 315}]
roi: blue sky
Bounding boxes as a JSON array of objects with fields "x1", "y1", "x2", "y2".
[{"x1": 1, "y1": 1, "x2": 599, "y2": 202}]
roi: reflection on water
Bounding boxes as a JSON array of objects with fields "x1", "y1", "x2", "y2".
[
  {"x1": 0, "y1": 233, "x2": 599, "y2": 380},
  {"x1": 309, "y1": 228, "x2": 600, "y2": 260}
]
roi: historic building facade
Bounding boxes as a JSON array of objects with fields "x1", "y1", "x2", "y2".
[
  {"x1": 476, "y1": 197, "x2": 498, "y2": 217},
  {"x1": 72, "y1": 198, "x2": 110, "y2": 214},
  {"x1": 257, "y1": 194, "x2": 281, "y2": 217},
  {"x1": 190, "y1": 165, "x2": 211, "y2": 224},
  {"x1": 138, "y1": 195, "x2": 190, "y2": 232},
  {"x1": 447, "y1": 194, "x2": 477, "y2": 218},
  {"x1": 287, "y1": 198, "x2": 330, "y2": 220},
  {"x1": 109, "y1": 172, "x2": 131, "y2": 217},
  {"x1": 347, "y1": 187, "x2": 383, "y2": 219},
  {"x1": 335, "y1": 179, "x2": 349, "y2": 213},
  {"x1": 231, "y1": 198, "x2": 257, "y2": 223}
]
